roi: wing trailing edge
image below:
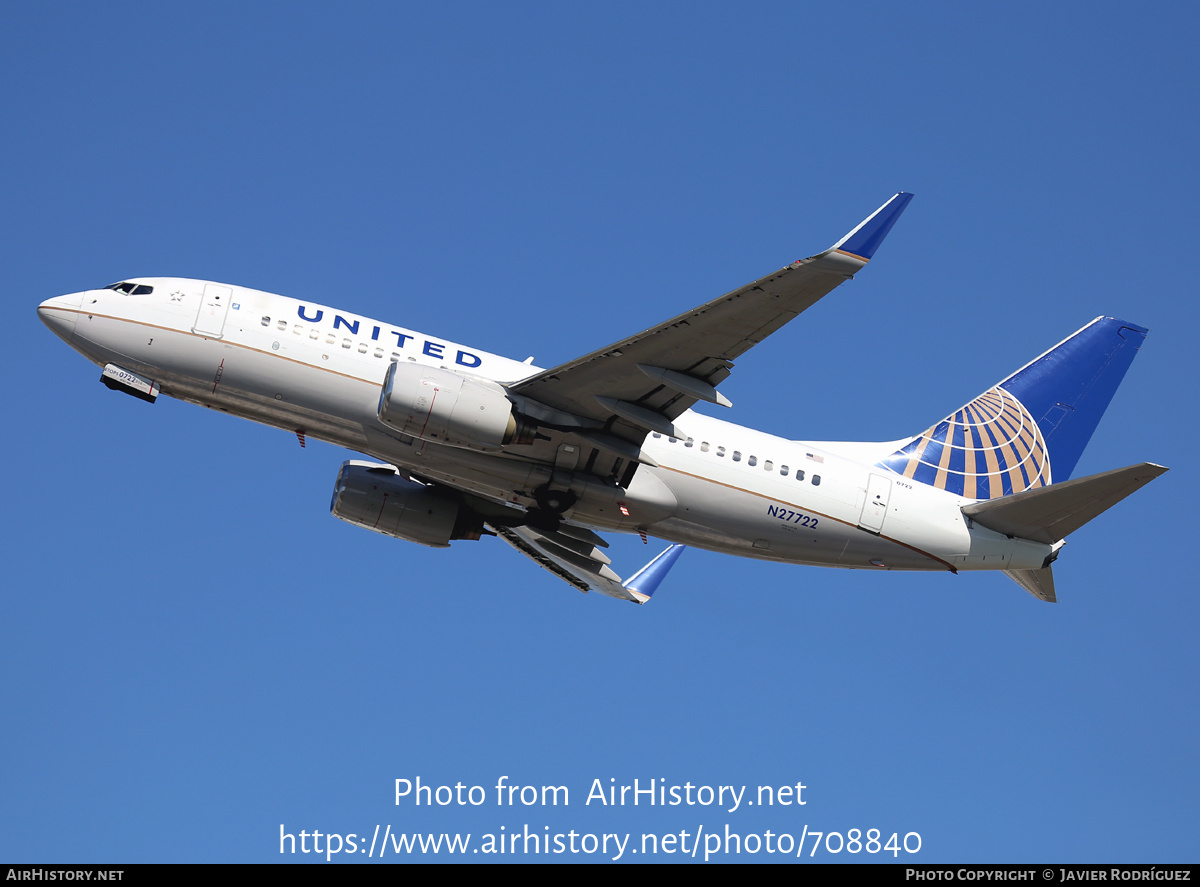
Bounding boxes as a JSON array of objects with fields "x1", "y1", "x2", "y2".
[
  {"x1": 509, "y1": 192, "x2": 914, "y2": 440},
  {"x1": 493, "y1": 524, "x2": 687, "y2": 604}
]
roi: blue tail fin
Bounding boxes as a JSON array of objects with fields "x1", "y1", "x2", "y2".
[{"x1": 878, "y1": 317, "x2": 1148, "y2": 500}]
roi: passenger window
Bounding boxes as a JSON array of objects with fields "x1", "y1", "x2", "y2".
[
  {"x1": 342, "y1": 339, "x2": 352, "y2": 349},
  {"x1": 732, "y1": 451, "x2": 741, "y2": 462},
  {"x1": 684, "y1": 438, "x2": 694, "y2": 448},
  {"x1": 374, "y1": 348, "x2": 384, "y2": 358},
  {"x1": 748, "y1": 455, "x2": 757, "y2": 467},
  {"x1": 293, "y1": 324, "x2": 303, "y2": 335},
  {"x1": 668, "y1": 437, "x2": 677, "y2": 444},
  {"x1": 276, "y1": 320, "x2": 287, "y2": 331},
  {"x1": 309, "y1": 330, "x2": 319, "y2": 340},
  {"x1": 796, "y1": 470, "x2": 805, "y2": 481},
  {"x1": 700, "y1": 442, "x2": 710, "y2": 453},
  {"x1": 260, "y1": 316, "x2": 270, "y2": 326},
  {"x1": 716, "y1": 446, "x2": 725, "y2": 457},
  {"x1": 813, "y1": 475, "x2": 821, "y2": 486},
  {"x1": 781, "y1": 465, "x2": 789, "y2": 476},
  {"x1": 357, "y1": 343, "x2": 368, "y2": 354},
  {"x1": 763, "y1": 460, "x2": 772, "y2": 471},
  {"x1": 652, "y1": 433, "x2": 662, "y2": 439}
]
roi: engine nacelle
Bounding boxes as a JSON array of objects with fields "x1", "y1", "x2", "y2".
[
  {"x1": 329, "y1": 461, "x2": 483, "y2": 548},
  {"x1": 377, "y1": 362, "x2": 535, "y2": 450}
]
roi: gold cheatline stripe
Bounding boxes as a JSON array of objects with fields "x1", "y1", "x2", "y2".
[
  {"x1": 658, "y1": 465, "x2": 958, "y2": 573},
  {"x1": 66, "y1": 308, "x2": 961, "y2": 572},
  {"x1": 55, "y1": 308, "x2": 385, "y2": 388}
]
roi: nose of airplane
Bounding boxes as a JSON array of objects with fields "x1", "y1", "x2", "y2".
[{"x1": 37, "y1": 292, "x2": 84, "y2": 343}]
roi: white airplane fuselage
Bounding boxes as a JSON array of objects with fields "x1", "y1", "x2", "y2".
[{"x1": 38, "y1": 278, "x2": 1054, "y2": 576}]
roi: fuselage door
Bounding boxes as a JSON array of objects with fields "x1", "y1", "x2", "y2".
[
  {"x1": 858, "y1": 473, "x2": 892, "y2": 534},
  {"x1": 193, "y1": 284, "x2": 233, "y2": 338}
]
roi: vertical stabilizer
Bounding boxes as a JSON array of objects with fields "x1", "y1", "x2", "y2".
[{"x1": 879, "y1": 318, "x2": 1148, "y2": 499}]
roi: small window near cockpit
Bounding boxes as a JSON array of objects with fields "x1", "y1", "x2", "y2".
[{"x1": 105, "y1": 281, "x2": 154, "y2": 295}]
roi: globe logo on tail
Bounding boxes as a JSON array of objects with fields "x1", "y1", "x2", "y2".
[{"x1": 879, "y1": 387, "x2": 1051, "y2": 500}]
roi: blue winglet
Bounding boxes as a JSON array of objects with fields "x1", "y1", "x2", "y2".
[
  {"x1": 831, "y1": 192, "x2": 914, "y2": 261},
  {"x1": 624, "y1": 544, "x2": 686, "y2": 603}
]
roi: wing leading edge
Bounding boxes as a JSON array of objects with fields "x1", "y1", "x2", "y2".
[{"x1": 509, "y1": 193, "x2": 913, "y2": 450}]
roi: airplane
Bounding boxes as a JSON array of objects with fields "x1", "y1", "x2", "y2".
[{"x1": 36, "y1": 193, "x2": 1167, "y2": 604}]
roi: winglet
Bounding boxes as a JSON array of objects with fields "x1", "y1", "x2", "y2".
[
  {"x1": 625, "y1": 544, "x2": 687, "y2": 604},
  {"x1": 830, "y1": 192, "x2": 914, "y2": 262}
]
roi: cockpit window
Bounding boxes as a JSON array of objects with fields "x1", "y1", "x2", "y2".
[{"x1": 104, "y1": 281, "x2": 154, "y2": 295}]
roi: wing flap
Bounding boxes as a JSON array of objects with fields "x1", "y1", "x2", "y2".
[
  {"x1": 510, "y1": 194, "x2": 913, "y2": 436},
  {"x1": 492, "y1": 524, "x2": 685, "y2": 604}
]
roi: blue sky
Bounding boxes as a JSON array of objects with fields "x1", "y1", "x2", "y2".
[{"x1": 4, "y1": 1, "x2": 1197, "y2": 863}]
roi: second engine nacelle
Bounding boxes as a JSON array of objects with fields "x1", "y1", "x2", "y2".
[
  {"x1": 377, "y1": 361, "x2": 535, "y2": 450},
  {"x1": 329, "y1": 461, "x2": 484, "y2": 548}
]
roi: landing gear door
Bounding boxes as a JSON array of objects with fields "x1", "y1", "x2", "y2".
[
  {"x1": 193, "y1": 284, "x2": 233, "y2": 338},
  {"x1": 858, "y1": 473, "x2": 892, "y2": 534}
]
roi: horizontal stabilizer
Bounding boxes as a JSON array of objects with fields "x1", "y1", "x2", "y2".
[
  {"x1": 963, "y1": 462, "x2": 1168, "y2": 544},
  {"x1": 1004, "y1": 567, "x2": 1057, "y2": 603}
]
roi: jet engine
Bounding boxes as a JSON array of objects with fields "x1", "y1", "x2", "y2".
[
  {"x1": 377, "y1": 362, "x2": 536, "y2": 450},
  {"x1": 329, "y1": 461, "x2": 484, "y2": 547}
]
